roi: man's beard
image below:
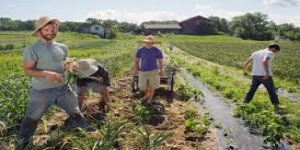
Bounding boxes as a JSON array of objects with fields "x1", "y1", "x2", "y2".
[{"x1": 41, "y1": 33, "x2": 56, "y2": 41}]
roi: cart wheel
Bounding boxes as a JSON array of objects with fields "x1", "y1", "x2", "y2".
[
  {"x1": 131, "y1": 76, "x2": 139, "y2": 93},
  {"x1": 170, "y1": 72, "x2": 175, "y2": 92},
  {"x1": 166, "y1": 91, "x2": 174, "y2": 103}
]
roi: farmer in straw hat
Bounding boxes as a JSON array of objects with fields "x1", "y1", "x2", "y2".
[
  {"x1": 63, "y1": 58, "x2": 111, "y2": 112},
  {"x1": 19, "y1": 16, "x2": 93, "y2": 149},
  {"x1": 134, "y1": 35, "x2": 164, "y2": 104}
]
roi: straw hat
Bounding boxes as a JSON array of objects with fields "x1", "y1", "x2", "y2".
[
  {"x1": 32, "y1": 16, "x2": 61, "y2": 36},
  {"x1": 75, "y1": 59, "x2": 99, "y2": 78},
  {"x1": 142, "y1": 35, "x2": 160, "y2": 44},
  {"x1": 268, "y1": 43, "x2": 280, "y2": 51}
]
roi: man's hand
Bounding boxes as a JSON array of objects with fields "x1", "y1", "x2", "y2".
[
  {"x1": 159, "y1": 70, "x2": 164, "y2": 76},
  {"x1": 263, "y1": 74, "x2": 270, "y2": 80},
  {"x1": 44, "y1": 71, "x2": 63, "y2": 83},
  {"x1": 62, "y1": 58, "x2": 78, "y2": 72},
  {"x1": 93, "y1": 77, "x2": 103, "y2": 82},
  {"x1": 133, "y1": 68, "x2": 139, "y2": 76}
]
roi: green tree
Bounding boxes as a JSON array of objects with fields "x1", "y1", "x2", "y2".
[
  {"x1": 118, "y1": 22, "x2": 138, "y2": 33},
  {"x1": 208, "y1": 16, "x2": 229, "y2": 34},
  {"x1": 106, "y1": 25, "x2": 119, "y2": 39},
  {"x1": 196, "y1": 21, "x2": 217, "y2": 35},
  {"x1": 86, "y1": 18, "x2": 103, "y2": 25},
  {"x1": 102, "y1": 19, "x2": 118, "y2": 28},
  {"x1": 229, "y1": 12, "x2": 270, "y2": 40},
  {"x1": 0, "y1": 18, "x2": 16, "y2": 31}
]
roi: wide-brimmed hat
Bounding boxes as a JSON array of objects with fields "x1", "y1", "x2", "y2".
[
  {"x1": 142, "y1": 35, "x2": 160, "y2": 44},
  {"x1": 32, "y1": 16, "x2": 61, "y2": 36},
  {"x1": 75, "y1": 59, "x2": 98, "y2": 78},
  {"x1": 268, "y1": 43, "x2": 280, "y2": 51}
]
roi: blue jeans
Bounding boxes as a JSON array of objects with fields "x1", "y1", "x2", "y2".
[
  {"x1": 244, "y1": 76, "x2": 279, "y2": 105},
  {"x1": 19, "y1": 85, "x2": 89, "y2": 143}
]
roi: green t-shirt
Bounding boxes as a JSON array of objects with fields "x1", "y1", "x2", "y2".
[{"x1": 23, "y1": 40, "x2": 68, "y2": 90}]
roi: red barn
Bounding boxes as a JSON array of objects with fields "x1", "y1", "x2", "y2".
[
  {"x1": 179, "y1": 15, "x2": 210, "y2": 35},
  {"x1": 142, "y1": 24, "x2": 182, "y2": 35},
  {"x1": 141, "y1": 15, "x2": 211, "y2": 35}
]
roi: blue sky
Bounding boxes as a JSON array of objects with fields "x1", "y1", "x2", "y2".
[{"x1": 1, "y1": 0, "x2": 300, "y2": 26}]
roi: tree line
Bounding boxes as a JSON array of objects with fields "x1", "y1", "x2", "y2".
[
  {"x1": 0, "y1": 12, "x2": 300, "y2": 41},
  {"x1": 0, "y1": 18, "x2": 139, "y2": 33},
  {"x1": 208, "y1": 12, "x2": 300, "y2": 41}
]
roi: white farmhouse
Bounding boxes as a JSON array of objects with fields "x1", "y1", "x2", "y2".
[
  {"x1": 274, "y1": 36, "x2": 290, "y2": 41},
  {"x1": 90, "y1": 24, "x2": 105, "y2": 37}
]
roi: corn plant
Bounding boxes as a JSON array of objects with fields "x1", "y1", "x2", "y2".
[
  {"x1": 65, "y1": 121, "x2": 125, "y2": 150},
  {"x1": 97, "y1": 121, "x2": 125, "y2": 149},
  {"x1": 133, "y1": 104, "x2": 150, "y2": 124},
  {"x1": 13, "y1": 137, "x2": 25, "y2": 150},
  {"x1": 0, "y1": 74, "x2": 29, "y2": 126},
  {"x1": 67, "y1": 136, "x2": 98, "y2": 150},
  {"x1": 136, "y1": 126, "x2": 172, "y2": 150}
]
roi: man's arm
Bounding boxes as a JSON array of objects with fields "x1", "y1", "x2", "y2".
[
  {"x1": 262, "y1": 56, "x2": 270, "y2": 79},
  {"x1": 158, "y1": 58, "x2": 164, "y2": 76},
  {"x1": 23, "y1": 60, "x2": 63, "y2": 83},
  {"x1": 243, "y1": 57, "x2": 252, "y2": 76}
]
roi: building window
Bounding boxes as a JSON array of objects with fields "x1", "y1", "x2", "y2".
[{"x1": 95, "y1": 27, "x2": 99, "y2": 30}]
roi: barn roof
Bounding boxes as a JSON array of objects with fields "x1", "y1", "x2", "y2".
[
  {"x1": 179, "y1": 15, "x2": 209, "y2": 23},
  {"x1": 143, "y1": 24, "x2": 182, "y2": 29}
]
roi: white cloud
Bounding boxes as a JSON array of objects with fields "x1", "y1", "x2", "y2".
[
  {"x1": 193, "y1": 3, "x2": 300, "y2": 26},
  {"x1": 6, "y1": 0, "x2": 26, "y2": 7},
  {"x1": 269, "y1": 13, "x2": 300, "y2": 26},
  {"x1": 263, "y1": 0, "x2": 300, "y2": 7},
  {"x1": 194, "y1": 4, "x2": 212, "y2": 10},
  {"x1": 85, "y1": 10, "x2": 185, "y2": 24},
  {"x1": 76, "y1": 6, "x2": 300, "y2": 27},
  {"x1": 194, "y1": 4, "x2": 244, "y2": 20}
]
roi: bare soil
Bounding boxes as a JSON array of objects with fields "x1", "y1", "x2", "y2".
[{"x1": 27, "y1": 72, "x2": 218, "y2": 149}]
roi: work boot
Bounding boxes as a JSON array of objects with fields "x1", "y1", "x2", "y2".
[
  {"x1": 274, "y1": 104, "x2": 285, "y2": 110},
  {"x1": 68, "y1": 113, "x2": 95, "y2": 132},
  {"x1": 18, "y1": 117, "x2": 38, "y2": 150},
  {"x1": 14, "y1": 138, "x2": 30, "y2": 150}
]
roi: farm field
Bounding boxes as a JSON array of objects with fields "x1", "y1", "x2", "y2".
[
  {"x1": 169, "y1": 35, "x2": 300, "y2": 85},
  {"x1": 1, "y1": 32, "x2": 300, "y2": 149},
  {"x1": 0, "y1": 32, "x2": 216, "y2": 149},
  {"x1": 162, "y1": 35, "x2": 300, "y2": 149}
]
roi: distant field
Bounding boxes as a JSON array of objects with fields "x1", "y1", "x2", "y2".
[
  {"x1": 0, "y1": 31, "x2": 101, "y2": 50},
  {"x1": 2, "y1": 33, "x2": 299, "y2": 83},
  {"x1": 164, "y1": 35, "x2": 300, "y2": 83},
  {"x1": 0, "y1": 31, "x2": 138, "y2": 79}
]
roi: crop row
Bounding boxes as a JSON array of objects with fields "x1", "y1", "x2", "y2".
[{"x1": 175, "y1": 42, "x2": 300, "y2": 84}]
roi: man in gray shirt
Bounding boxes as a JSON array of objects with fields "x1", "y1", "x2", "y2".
[{"x1": 19, "y1": 16, "x2": 92, "y2": 148}]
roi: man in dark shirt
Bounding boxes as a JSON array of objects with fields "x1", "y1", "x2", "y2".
[{"x1": 134, "y1": 35, "x2": 164, "y2": 104}]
